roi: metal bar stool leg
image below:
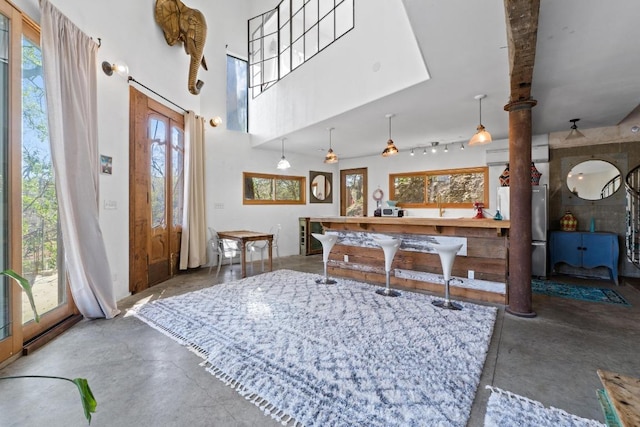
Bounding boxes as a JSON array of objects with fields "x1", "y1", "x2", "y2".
[
  {"x1": 373, "y1": 238, "x2": 402, "y2": 297},
  {"x1": 430, "y1": 243, "x2": 463, "y2": 310},
  {"x1": 312, "y1": 233, "x2": 338, "y2": 284}
]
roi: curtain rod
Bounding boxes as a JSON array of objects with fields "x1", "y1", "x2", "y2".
[{"x1": 127, "y1": 76, "x2": 187, "y2": 113}]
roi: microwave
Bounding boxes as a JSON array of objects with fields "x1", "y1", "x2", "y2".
[{"x1": 381, "y1": 207, "x2": 404, "y2": 217}]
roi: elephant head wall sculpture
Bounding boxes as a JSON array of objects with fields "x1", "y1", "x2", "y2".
[{"x1": 155, "y1": 0, "x2": 208, "y2": 95}]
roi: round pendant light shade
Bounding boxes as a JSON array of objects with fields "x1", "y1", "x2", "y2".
[{"x1": 469, "y1": 94, "x2": 492, "y2": 146}]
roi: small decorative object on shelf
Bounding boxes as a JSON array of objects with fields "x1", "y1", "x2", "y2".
[
  {"x1": 493, "y1": 209, "x2": 503, "y2": 221},
  {"x1": 473, "y1": 201, "x2": 484, "y2": 219},
  {"x1": 560, "y1": 210, "x2": 578, "y2": 231},
  {"x1": 530, "y1": 162, "x2": 542, "y2": 185},
  {"x1": 499, "y1": 164, "x2": 510, "y2": 187}
]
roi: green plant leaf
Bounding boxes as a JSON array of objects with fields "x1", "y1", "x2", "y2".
[
  {"x1": 1, "y1": 269, "x2": 39, "y2": 322},
  {"x1": 72, "y1": 378, "x2": 97, "y2": 424}
]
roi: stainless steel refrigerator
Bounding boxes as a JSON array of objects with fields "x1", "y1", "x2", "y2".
[{"x1": 497, "y1": 184, "x2": 548, "y2": 277}]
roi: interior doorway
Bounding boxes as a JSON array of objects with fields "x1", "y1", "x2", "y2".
[{"x1": 129, "y1": 87, "x2": 185, "y2": 294}]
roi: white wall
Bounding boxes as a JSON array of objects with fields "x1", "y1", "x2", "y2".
[{"x1": 247, "y1": 0, "x2": 429, "y2": 144}]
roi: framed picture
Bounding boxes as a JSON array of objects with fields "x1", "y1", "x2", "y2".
[{"x1": 100, "y1": 155, "x2": 113, "y2": 175}]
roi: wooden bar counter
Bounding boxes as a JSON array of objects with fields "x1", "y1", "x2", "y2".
[{"x1": 310, "y1": 216, "x2": 510, "y2": 304}]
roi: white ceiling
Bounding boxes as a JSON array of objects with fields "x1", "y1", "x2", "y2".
[{"x1": 252, "y1": 0, "x2": 640, "y2": 160}]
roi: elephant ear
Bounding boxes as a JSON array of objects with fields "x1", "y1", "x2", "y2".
[{"x1": 155, "y1": 0, "x2": 181, "y2": 46}]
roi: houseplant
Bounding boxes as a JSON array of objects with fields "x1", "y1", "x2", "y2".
[{"x1": 0, "y1": 269, "x2": 97, "y2": 424}]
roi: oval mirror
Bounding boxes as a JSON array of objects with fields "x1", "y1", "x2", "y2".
[
  {"x1": 566, "y1": 160, "x2": 621, "y2": 200},
  {"x1": 309, "y1": 171, "x2": 333, "y2": 203}
]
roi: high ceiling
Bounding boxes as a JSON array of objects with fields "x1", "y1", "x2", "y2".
[{"x1": 252, "y1": 0, "x2": 640, "y2": 160}]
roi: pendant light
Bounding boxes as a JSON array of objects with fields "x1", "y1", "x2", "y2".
[
  {"x1": 469, "y1": 94, "x2": 492, "y2": 146},
  {"x1": 565, "y1": 118, "x2": 585, "y2": 140},
  {"x1": 381, "y1": 113, "x2": 399, "y2": 157},
  {"x1": 324, "y1": 127, "x2": 338, "y2": 164},
  {"x1": 277, "y1": 138, "x2": 291, "y2": 170}
]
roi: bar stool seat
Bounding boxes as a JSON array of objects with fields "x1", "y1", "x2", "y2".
[
  {"x1": 373, "y1": 237, "x2": 402, "y2": 297},
  {"x1": 312, "y1": 233, "x2": 338, "y2": 284},
  {"x1": 430, "y1": 243, "x2": 464, "y2": 310}
]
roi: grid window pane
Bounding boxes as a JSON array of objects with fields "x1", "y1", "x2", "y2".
[
  {"x1": 319, "y1": 0, "x2": 334, "y2": 19},
  {"x1": 291, "y1": 10, "x2": 304, "y2": 40},
  {"x1": 249, "y1": 16, "x2": 263, "y2": 41},
  {"x1": 280, "y1": 47, "x2": 291, "y2": 78},
  {"x1": 292, "y1": 38, "x2": 304, "y2": 69},
  {"x1": 305, "y1": 0, "x2": 318, "y2": 31},
  {"x1": 304, "y1": 25, "x2": 318, "y2": 60},
  {"x1": 280, "y1": 21, "x2": 290, "y2": 52},
  {"x1": 279, "y1": 1, "x2": 290, "y2": 26},
  {"x1": 319, "y1": 12, "x2": 334, "y2": 50},
  {"x1": 335, "y1": 0, "x2": 354, "y2": 37}
]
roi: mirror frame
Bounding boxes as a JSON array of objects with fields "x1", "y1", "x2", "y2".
[
  {"x1": 309, "y1": 171, "x2": 333, "y2": 204},
  {"x1": 566, "y1": 159, "x2": 621, "y2": 201},
  {"x1": 560, "y1": 154, "x2": 627, "y2": 207}
]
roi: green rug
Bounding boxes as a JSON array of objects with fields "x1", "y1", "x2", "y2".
[{"x1": 532, "y1": 279, "x2": 630, "y2": 306}]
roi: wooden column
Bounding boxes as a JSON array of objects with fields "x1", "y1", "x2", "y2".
[{"x1": 505, "y1": 99, "x2": 537, "y2": 317}]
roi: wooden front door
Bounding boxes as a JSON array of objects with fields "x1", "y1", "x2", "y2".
[{"x1": 129, "y1": 88, "x2": 184, "y2": 293}]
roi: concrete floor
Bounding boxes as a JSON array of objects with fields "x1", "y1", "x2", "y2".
[{"x1": 1, "y1": 254, "x2": 639, "y2": 427}]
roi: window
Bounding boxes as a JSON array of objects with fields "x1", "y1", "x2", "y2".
[
  {"x1": 226, "y1": 55, "x2": 248, "y2": 132},
  {"x1": 243, "y1": 172, "x2": 306, "y2": 205},
  {"x1": 249, "y1": 0, "x2": 355, "y2": 97},
  {"x1": 389, "y1": 167, "x2": 488, "y2": 208}
]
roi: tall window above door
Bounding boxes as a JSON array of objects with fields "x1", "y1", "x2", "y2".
[
  {"x1": 226, "y1": 55, "x2": 248, "y2": 132},
  {"x1": 249, "y1": 0, "x2": 355, "y2": 98}
]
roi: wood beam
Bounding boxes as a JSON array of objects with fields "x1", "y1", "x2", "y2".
[{"x1": 504, "y1": 0, "x2": 540, "y2": 102}]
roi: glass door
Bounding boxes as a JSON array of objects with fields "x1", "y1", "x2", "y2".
[
  {"x1": 20, "y1": 17, "x2": 74, "y2": 339},
  {"x1": 0, "y1": 1, "x2": 23, "y2": 362},
  {"x1": 340, "y1": 167, "x2": 368, "y2": 216}
]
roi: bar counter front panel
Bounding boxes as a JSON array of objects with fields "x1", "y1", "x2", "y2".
[{"x1": 310, "y1": 217, "x2": 510, "y2": 304}]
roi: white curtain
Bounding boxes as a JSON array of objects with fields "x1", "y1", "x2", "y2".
[
  {"x1": 179, "y1": 112, "x2": 207, "y2": 269},
  {"x1": 40, "y1": 0, "x2": 120, "y2": 319}
]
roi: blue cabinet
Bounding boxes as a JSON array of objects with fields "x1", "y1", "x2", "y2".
[{"x1": 549, "y1": 231, "x2": 619, "y2": 284}]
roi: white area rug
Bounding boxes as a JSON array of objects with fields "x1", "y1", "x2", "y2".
[
  {"x1": 484, "y1": 386, "x2": 606, "y2": 427},
  {"x1": 132, "y1": 269, "x2": 497, "y2": 426}
]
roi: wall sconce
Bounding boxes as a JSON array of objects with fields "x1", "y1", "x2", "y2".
[
  {"x1": 209, "y1": 116, "x2": 223, "y2": 127},
  {"x1": 101, "y1": 61, "x2": 129, "y2": 77}
]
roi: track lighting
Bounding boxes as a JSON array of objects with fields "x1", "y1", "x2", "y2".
[{"x1": 431, "y1": 141, "x2": 439, "y2": 153}]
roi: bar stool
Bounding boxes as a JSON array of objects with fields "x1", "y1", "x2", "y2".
[
  {"x1": 373, "y1": 237, "x2": 402, "y2": 297},
  {"x1": 312, "y1": 233, "x2": 338, "y2": 284},
  {"x1": 430, "y1": 243, "x2": 463, "y2": 310}
]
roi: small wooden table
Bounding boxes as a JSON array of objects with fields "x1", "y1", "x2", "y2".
[{"x1": 217, "y1": 230, "x2": 274, "y2": 278}]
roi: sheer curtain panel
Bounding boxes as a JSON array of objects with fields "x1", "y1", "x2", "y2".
[
  {"x1": 179, "y1": 112, "x2": 207, "y2": 269},
  {"x1": 40, "y1": 0, "x2": 120, "y2": 319}
]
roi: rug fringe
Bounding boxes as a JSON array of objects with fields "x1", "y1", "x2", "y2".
[{"x1": 204, "y1": 364, "x2": 300, "y2": 426}]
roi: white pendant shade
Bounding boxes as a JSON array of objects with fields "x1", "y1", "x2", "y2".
[
  {"x1": 469, "y1": 94, "x2": 492, "y2": 146},
  {"x1": 277, "y1": 138, "x2": 291, "y2": 169},
  {"x1": 469, "y1": 124, "x2": 492, "y2": 145}
]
